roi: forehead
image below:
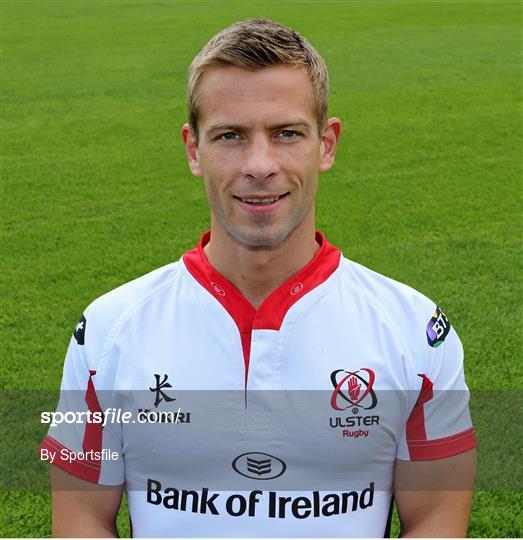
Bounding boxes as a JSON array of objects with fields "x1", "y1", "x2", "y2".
[{"x1": 196, "y1": 65, "x2": 316, "y2": 129}]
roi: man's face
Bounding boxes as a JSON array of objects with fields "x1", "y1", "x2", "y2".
[{"x1": 183, "y1": 65, "x2": 339, "y2": 249}]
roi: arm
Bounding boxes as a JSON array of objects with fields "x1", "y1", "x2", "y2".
[
  {"x1": 50, "y1": 464, "x2": 124, "y2": 537},
  {"x1": 394, "y1": 448, "x2": 477, "y2": 537}
]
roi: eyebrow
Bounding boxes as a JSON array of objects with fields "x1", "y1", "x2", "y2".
[{"x1": 205, "y1": 120, "x2": 312, "y2": 135}]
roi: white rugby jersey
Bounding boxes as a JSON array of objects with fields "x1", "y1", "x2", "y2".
[{"x1": 40, "y1": 231, "x2": 476, "y2": 537}]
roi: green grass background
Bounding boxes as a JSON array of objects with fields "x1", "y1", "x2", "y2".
[{"x1": 1, "y1": 0, "x2": 521, "y2": 536}]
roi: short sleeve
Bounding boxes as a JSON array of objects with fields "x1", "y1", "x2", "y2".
[
  {"x1": 38, "y1": 311, "x2": 124, "y2": 485},
  {"x1": 396, "y1": 306, "x2": 477, "y2": 461}
]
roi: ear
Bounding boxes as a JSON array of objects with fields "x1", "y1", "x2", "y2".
[
  {"x1": 319, "y1": 117, "x2": 342, "y2": 172},
  {"x1": 181, "y1": 123, "x2": 203, "y2": 177}
]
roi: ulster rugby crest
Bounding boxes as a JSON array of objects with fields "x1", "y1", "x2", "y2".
[
  {"x1": 330, "y1": 368, "x2": 377, "y2": 412},
  {"x1": 329, "y1": 368, "x2": 380, "y2": 439}
]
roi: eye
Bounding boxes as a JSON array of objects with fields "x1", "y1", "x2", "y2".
[
  {"x1": 218, "y1": 132, "x2": 239, "y2": 141},
  {"x1": 278, "y1": 130, "x2": 301, "y2": 139}
]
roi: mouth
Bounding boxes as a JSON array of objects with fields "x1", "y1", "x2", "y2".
[{"x1": 233, "y1": 192, "x2": 290, "y2": 206}]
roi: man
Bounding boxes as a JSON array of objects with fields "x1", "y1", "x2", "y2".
[{"x1": 40, "y1": 18, "x2": 477, "y2": 537}]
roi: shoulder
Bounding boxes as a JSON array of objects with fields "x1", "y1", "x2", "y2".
[
  {"x1": 336, "y1": 256, "x2": 455, "y2": 356},
  {"x1": 79, "y1": 259, "x2": 185, "y2": 358},
  {"x1": 338, "y1": 256, "x2": 438, "y2": 323}
]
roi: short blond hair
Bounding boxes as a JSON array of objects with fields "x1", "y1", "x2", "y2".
[{"x1": 187, "y1": 18, "x2": 329, "y2": 141}]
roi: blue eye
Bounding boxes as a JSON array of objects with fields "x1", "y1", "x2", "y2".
[
  {"x1": 219, "y1": 132, "x2": 238, "y2": 140},
  {"x1": 279, "y1": 130, "x2": 300, "y2": 138}
]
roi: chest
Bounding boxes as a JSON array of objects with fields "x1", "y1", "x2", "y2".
[{"x1": 107, "y1": 292, "x2": 411, "y2": 493}]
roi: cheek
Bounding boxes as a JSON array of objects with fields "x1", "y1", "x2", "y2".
[
  {"x1": 202, "y1": 171, "x2": 235, "y2": 217},
  {"x1": 294, "y1": 158, "x2": 321, "y2": 192},
  {"x1": 203, "y1": 177, "x2": 225, "y2": 209},
  {"x1": 200, "y1": 153, "x2": 236, "y2": 190},
  {"x1": 286, "y1": 142, "x2": 321, "y2": 172}
]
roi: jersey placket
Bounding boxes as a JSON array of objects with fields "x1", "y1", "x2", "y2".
[{"x1": 183, "y1": 230, "x2": 342, "y2": 442}]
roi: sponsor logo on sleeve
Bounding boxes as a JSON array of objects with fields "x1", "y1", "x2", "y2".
[
  {"x1": 73, "y1": 315, "x2": 86, "y2": 345},
  {"x1": 426, "y1": 306, "x2": 451, "y2": 348}
]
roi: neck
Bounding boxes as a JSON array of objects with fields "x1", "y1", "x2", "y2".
[{"x1": 204, "y1": 218, "x2": 319, "y2": 310}]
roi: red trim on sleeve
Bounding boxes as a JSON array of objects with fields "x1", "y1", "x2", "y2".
[
  {"x1": 406, "y1": 374, "x2": 476, "y2": 460},
  {"x1": 38, "y1": 435, "x2": 101, "y2": 484},
  {"x1": 406, "y1": 374, "x2": 433, "y2": 443},
  {"x1": 37, "y1": 370, "x2": 104, "y2": 483},
  {"x1": 83, "y1": 370, "x2": 103, "y2": 454},
  {"x1": 407, "y1": 427, "x2": 477, "y2": 460},
  {"x1": 183, "y1": 230, "x2": 341, "y2": 384}
]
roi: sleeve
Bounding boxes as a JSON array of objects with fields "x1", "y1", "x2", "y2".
[
  {"x1": 38, "y1": 309, "x2": 125, "y2": 485},
  {"x1": 396, "y1": 305, "x2": 477, "y2": 461}
]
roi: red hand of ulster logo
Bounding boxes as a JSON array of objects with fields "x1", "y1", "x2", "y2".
[
  {"x1": 330, "y1": 368, "x2": 377, "y2": 411},
  {"x1": 348, "y1": 376, "x2": 361, "y2": 402}
]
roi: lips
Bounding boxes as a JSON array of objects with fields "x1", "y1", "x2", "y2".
[{"x1": 234, "y1": 192, "x2": 290, "y2": 205}]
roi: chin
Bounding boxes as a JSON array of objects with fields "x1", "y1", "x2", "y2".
[{"x1": 227, "y1": 226, "x2": 293, "y2": 251}]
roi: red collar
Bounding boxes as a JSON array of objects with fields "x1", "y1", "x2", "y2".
[
  {"x1": 183, "y1": 230, "x2": 340, "y2": 333},
  {"x1": 183, "y1": 231, "x2": 340, "y2": 381}
]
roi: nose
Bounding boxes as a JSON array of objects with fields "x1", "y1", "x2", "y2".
[{"x1": 240, "y1": 134, "x2": 279, "y2": 181}]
